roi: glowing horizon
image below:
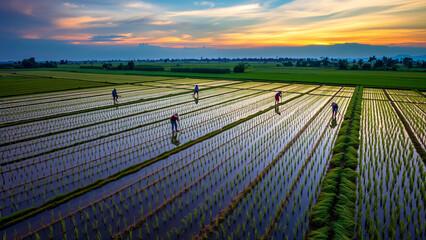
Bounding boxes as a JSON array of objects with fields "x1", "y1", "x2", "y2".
[{"x1": 1, "y1": 0, "x2": 426, "y2": 48}]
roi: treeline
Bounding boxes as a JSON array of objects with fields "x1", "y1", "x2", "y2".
[
  {"x1": 279, "y1": 56, "x2": 426, "y2": 70},
  {"x1": 80, "y1": 61, "x2": 246, "y2": 73},
  {"x1": 0, "y1": 58, "x2": 72, "y2": 69}
]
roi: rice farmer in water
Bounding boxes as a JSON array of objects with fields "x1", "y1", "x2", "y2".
[
  {"x1": 331, "y1": 102, "x2": 339, "y2": 118},
  {"x1": 275, "y1": 91, "x2": 282, "y2": 105},
  {"x1": 170, "y1": 113, "x2": 179, "y2": 132},
  {"x1": 112, "y1": 88, "x2": 118, "y2": 104},
  {"x1": 193, "y1": 85, "x2": 199, "y2": 97}
]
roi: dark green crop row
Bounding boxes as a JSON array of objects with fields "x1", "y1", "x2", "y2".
[
  {"x1": 79, "y1": 66, "x2": 103, "y2": 69},
  {"x1": 308, "y1": 86, "x2": 363, "y2": 240},
  {"x1": 171, "y1": 67, "x2": 231, "y2": 74},
  {"x1": 133, "y1": 66, "x2": 165, "y2": 71}
]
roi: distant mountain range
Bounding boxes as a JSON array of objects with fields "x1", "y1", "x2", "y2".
[{"x1": 1, "y1": 39, "x2": 425, "y2": 61}]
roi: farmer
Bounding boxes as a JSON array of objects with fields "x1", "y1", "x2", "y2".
[
  {"x1": 112, "y1": 88, "x2": 118, "y2": 104},
  {"x1": 170, "y1": 113, "x2": 179, "y2": 132},
  {"x1": 194, "y1": 85, "x2": 199, "y2": 97},
  {"x1": 331, "y1": 102, "x2": 339, "y2": 118},
  {"x1": 275, "y1": 91, "x2": 282, "y2": 105}
]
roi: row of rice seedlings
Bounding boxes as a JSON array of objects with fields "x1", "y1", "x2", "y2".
[
  {"x1": 0, "y1": 92, "x2": 281, "y2": 217},
  {"x1": 397, "y1": 90, "x2": 426, "y2": 112},
  {"x1": 1, "y1": 87, "x2": 156, "y2": 116},
  {"x1": 186, "y1": 89, "x2": 347, "y2": 240},
  {"x1": 0, "y1": 89, "x2": 261, "y2": 164},
  {"x1": 115, "y1": 91, "x2": 339, "y2": 240},
  {"x1": 1, "y1": 87, "x2": 236, "y2": 143},
  {"x1": 0, "y1": 88, "x2": 248, "y2": 160},
  {"x1": 355, "y1": 91, "x2": 426, "y2": 239},
  {"x1": 387, "y1": 90, "x2": 426, "y2": 146},
  {"x1": 1, "y1": 85, "x2": 147, "y2": 109},
  {"x1": 265, "y1": 92, "x2": 354, "y2": 240},
  {"x1": 112, "y1": 92, "x2": 334, "y2": 239},
  {"x1": 5, "y1": 94, "x2": 292, "y2": 239},
  {"x1": 220, "y1": 104, "x2": 338, "y2": 240},
  {"x1": 0, "y1": 89, "x2": 315, "y2": 239},
  {"x1": 1, "y1": 87, "x2": 189, "y2": 124}
]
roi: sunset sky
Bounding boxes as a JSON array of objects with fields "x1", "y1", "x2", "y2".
[{"x1": 0, "y1": 0, "x2": 425, "y2": 49}]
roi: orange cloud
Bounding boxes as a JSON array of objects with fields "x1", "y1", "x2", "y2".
[
  {"x1": 54, "y1": 16, "x2": 114, "y2": 29},
  {"x1": 150, "y1": 21, "x2": 174, "y2": 25}
]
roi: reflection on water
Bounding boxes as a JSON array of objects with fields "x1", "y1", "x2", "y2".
[
  {"x1": 171, "y1": 132, "x2": 181, "y2": 146},
  {"x1": 330, "y1": 118, "x2": 337, "y2": 129},
  {"x1": 193, "y1": 95, "x2": 199, "y2": 105},
  {"x1": 275, "y1": 105, "x2": 281, "y2": 115}
]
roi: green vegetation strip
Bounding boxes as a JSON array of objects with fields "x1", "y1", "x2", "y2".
[
  {"x1": 1, "y1": 90, "x2": 266, "y2": 166},
  {"x1": 0, "y1": 86, "x2": 320, "y2": 231},
  {"x1": 0, "y1": 82, "x2": 242, "y2": 129},
  {"x1": 0, "y1": 87, "x2": 243, "y2": 148},
  {"x1": 193, "y1": 87, "x2": 342, "y2": 240},
  {"x1": 308, "y1": 86, "x2": 363, "y2": 240},
  {"x1": 415, "y1": 89, "x2": 426, "y2": 98},
  {"x1": 383, "y1": 89, "x2": 426, "y2": 163}
]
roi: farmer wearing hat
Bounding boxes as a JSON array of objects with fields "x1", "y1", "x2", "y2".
[
  {"x1": 170, "y1": 113, "x2": 179, "y2": 132},
  {"x1": 194, "y1": 85, "x2": 199, "y2": 97},
  {"x1": 331, "y1": 102, "x2": 339, "y2": 118},
  {"x1": 275, "y1": 91, "x2": 282, "y2": 105},
  {"x1": 112, "y1": 88, "x2": 119, "y2": 104}
]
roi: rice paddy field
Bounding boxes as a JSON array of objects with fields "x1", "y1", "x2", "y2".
[{"x1": 0, "y1": 74, "x2": 425, "y2": 240}]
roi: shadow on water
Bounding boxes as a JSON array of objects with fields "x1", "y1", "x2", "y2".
[
  {"x1": 171, "y1": 132, "x2": 181, "y2": 146},
  {"x1": 275, "y1": 105, "x2": 281, "y2": 115},
  {"x1": 329, "y1": 117, "x2": 337, "y2": 129},
  {"x1": 193, "y1": 95, "x2": 199, "y2": 105}
]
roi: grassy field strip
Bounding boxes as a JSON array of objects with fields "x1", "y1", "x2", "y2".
[
  {"x1": 0, "y1": 87, "x2": 189, "y2": 123},
  {"x1": 0, "y1": 90, "x2": 257, "y2": 160},
  {"x1": 0, "y1": 91, "x2": 291, "y2": 215},
  {"x1": 307, "y1": 86, "x2": 362, "y2": 240},
  {"x1": 0, "y1": 76, "x2": 112, "y2": 98},
  {"x1": 14, "y1": 70, "x2": 180, "y2": 84},
  {"x1": 387, "y1": 90, "x2": 426, "y2": 150},
  {"x1": 49, "y1": 67, "x2": 426, "y2": 89},
  {"x1": 0, "y1": 88, "x2": 240, "y2": 144},
  {"x1": 0, "y1": 85, "x2": 144, "y2": 104},
  {"x1": 0, "y1": 86, "x2": 153, "y2": 109},
  {"x1": 0, "y1": 85, "x2": 320, "y2": 236},
  {"x1": 0, "y1": 81, "x2": 244, "y2": 128},
  {"x1": 111, "y1": 91, "x2": 336, "y2": 239},
  {"x1": 211, "y1": 90, "x2": 353, "y2": 240},
  {"x1": 355, "y1": 90, "x2": 426, "y2": 239}
]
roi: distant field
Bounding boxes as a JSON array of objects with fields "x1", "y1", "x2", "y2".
[
  {"x1": 10, "y1": 70, "x2": 179, "y2": 84},
  {"x1": 0, "y1": 76, "x2": 109, "y2": 97},
  {"x1": 15, "y1": 64, "x2": 426, "y2": 89}
]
